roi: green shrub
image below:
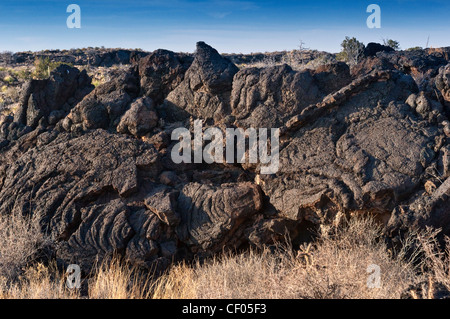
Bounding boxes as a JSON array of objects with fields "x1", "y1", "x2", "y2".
[
  {"x1": 383, "y1": 39, "x2": 400, "y2": 50},
  {"x1": 407, "y1": 46, "x2": 423, "y2": 51},
  {"x1": 339, "y1": 37, "x2": 365, "y2": 65},
  {"x1": 17, "y1": 69, "x2": 32, "y2": 80},
  {"x1": 92, "y1": 79, "x2": 101, "y2": 87},
  {"x1": 3, "y1": 75, "x2": 14, "y2": 84},
  {"x1": 33, "y1": 57, "x2": 73, "y2": 79}
]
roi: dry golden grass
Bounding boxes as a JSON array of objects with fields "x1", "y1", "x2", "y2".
[
  {"x1": 0, "y1": 212, "x2": 51, "y2": 281},
  {"x1": 0, "y1": 258, "x2": 152, "y2": 299},
  {"x1": 151, "y1": 262, "x2": 197, "y2": 299},
  {"x1": 0, "y1": 262, "x2": 78, "y2": 299},
  {"x1": 411, "y1": 227, "x2": 450, "y2": 298},
  {"x1": 1, "y1": 213, "x2": 450, "y2": 299},
  {"x1": 88, "y1": 257, "x2": 151, "y2": 299},
  {"x1": 151, "y1": 217, "x2": 421, "y2": 299}
]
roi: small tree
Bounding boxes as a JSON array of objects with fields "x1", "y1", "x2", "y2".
[
  {"x1": 383, "y1": 39, "x2": 400, "y2": 50},
  {"x1": 297, "y1": 39, "x2": 309, "y2": 66},
  {"x1": 339, "y1": 36, "x2": 365, "y2": 66}
]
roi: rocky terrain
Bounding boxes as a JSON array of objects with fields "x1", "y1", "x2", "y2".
[{"x1": 0, "y1": 41, "x2": 450, "y2": 274}]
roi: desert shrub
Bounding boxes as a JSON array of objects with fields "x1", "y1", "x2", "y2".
[
  {"x1": 4, "y1": 86, "x2": 20, "y2": 103},
  {"x1": 407, "y1": 46, "x2": 423, "y2": 52},
  {"x1": 92, "y1": 79, "x2": 101, "y2": 87},
  {"x1": 33, "y1": 57, "x2": 73, "y2": 79},
  {"x1": 0, "y1": 212, "x2": 51, "y2": 281},
  {"x1": 16, "y1": 69, "x2": 32, "y2": 80},
  {"x1": 3, "y1": 75, "x2": 14, "y2": 84},
  {"x1": 238, "y1": 55, "x2": 279, "y2": 69},
  {"x1": 416, "y1": 228, "x2": 450, "y2": 290},
  {"x1": 338, "y1": 36, "x2": 365, "y2": 65},
  {"x1": 383, "y1": 39, "x2": 401, "y2": 50},
  {"x1": 33, "y1": 57, "x2": 52, "y2": 79},
  {"x1": 305, "y1": 54, "x2": 336, "y2": 69}
]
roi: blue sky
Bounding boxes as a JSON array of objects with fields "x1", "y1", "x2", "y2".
[{"x1": 0, "y1": 0, "x2": 448, "y2": 53}]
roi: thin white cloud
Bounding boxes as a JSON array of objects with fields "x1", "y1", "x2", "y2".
[{"x1": 208, "y1": 11, "x2": 232, "y2": 19}]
